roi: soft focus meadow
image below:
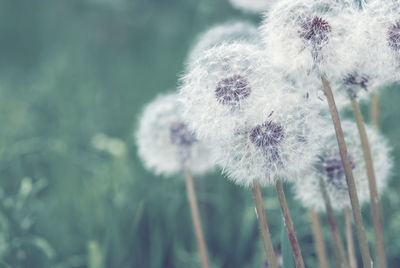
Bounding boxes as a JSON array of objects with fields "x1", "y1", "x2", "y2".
[{"x1": 1, "y1": 0, "x2": 400, "y2": 268}]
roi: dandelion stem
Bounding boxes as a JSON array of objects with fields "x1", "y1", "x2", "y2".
[
  {"x1": 319, "y1": 178, "x2": 349, "y2": 268},
  {"x1": 275, "y1": 179, "x2": 305, "y2": 268},
  {"x1": 252, "y1": 183, "x2": 279, "y2": 268},
  {"x1": 310, "y1": 208, "x2": 330, "y2": 268},
  {"x1": 351, "y1": 98, "x2": 387, "y2": 268},
  {"x1": 345, "y1": 208, "x2": 358, "y2": 268},
  {"x1": 185, "y1": 171, "x2": 210, "y2": 268},
  {"x1": 321, "y1": 76, "x2": 372, "y2": 268},
  {"x1": 370, "y1": 94, "x2": 380, "y2": 128}
]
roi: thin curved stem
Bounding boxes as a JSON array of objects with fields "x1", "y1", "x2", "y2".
[
  {"x1": 276, "y1": 179, "x2": 305, "y2": 268},
  {"x1": 252, "y1": 183, "x2": 279, "y2": 268},
  {"x1": 345, "y1": 208, "x2": 358, "y2": 268},
  {"x1": 351, "y1": 99, "x2": 387, "y2": 268},
  {"x1": 185, "y1": 171, "x2": 210, "y2": 268},
  {"x1": 319, "y1": 178, "x2": 349, "y2": 268},
  {"x1": 321, "y1": 76, "x2": 372, "y2": 268},
  {"x1": 310, "y1": 208, "x2": 330, "y2": 268}
]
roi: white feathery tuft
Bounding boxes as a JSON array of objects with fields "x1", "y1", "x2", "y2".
[
  {"x1": 260, "y1": 0, "x2": 361, "y2": 83},
  {"x1": 294, "y1": 120, "x2": 392, "y2": 212},
  {"x1": 179, "y1": 42, "x2": 268, "y2": 142},
  {"x1": 212, "y1": 81, "x2": 323, "y2": 187},
  {"x1": 187, "y1": 21, "x2": 260, "y2": 67},
  {"x1": 136, "y1": 93, "x2": 215, "y2": 177}
]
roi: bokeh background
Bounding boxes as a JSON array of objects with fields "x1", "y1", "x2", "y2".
[{"x1": 0, "y1": 0, "x2": 399, "y2": 267}]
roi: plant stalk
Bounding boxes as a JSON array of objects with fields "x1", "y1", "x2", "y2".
[
  {"x1": 345, "y1": 208, "x2": 358, "y2": 268},
  {"x1": 310, "y1": 208, "x2": 330, "y2": 268},
  {"x1": 252, "y1": 183, "x2": 279, "y2": 268},
  {"x1": 185, "y1": 171, "x2": 210, "y2": 268},
  {"x1": 276, "y1": 179, "x2": 305, "y2": 268},
  {"x1": 319, "y1": 178, "x2": 349, "y2": 268},
  {"x1": 351, "y1": 98, "x2": 387, "y2": 268},
  {"x1": 321, "y1": 76, "x2": 372, "y2": 268}
]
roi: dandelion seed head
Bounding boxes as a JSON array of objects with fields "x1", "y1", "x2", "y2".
[
  {"x1": 294, "y1": 120, "x2": 392, "y2": 212},
  {"x1": 136, "y1": 93, "x2": 214, "y2": 176},
  {"x1": 261, "y1": 0, "x2": 359, "y2": 80},
  {"x1": 180, "y1": 42, "x2": 266, "y2": 142},
  {"x1": 187, "y1": 22, "x2": 260, "y2": 67},
  {"x1": 213, "y1": 85, "x2": 323, "y2": 187}
]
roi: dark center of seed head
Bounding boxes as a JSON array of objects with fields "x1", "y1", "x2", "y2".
[
  {"x1": 321, "y1": 153, "x2": 355, "y2": 191},
  {"x1": 343, "y1": 72, "x2": 369, "y2": 98},
  {"x1": 215, "y1": 74, "x2": 251, "y2": 107},
  {"x1": 249, "y1": 121, "x2": 285, "y2": 156},
  {"x1": 169, "y1": 122, "x2": 197, "y2": 147},
  {"x1": 388, "y1": 21, "x2": 400, "y2": 51},
  {"x1": 300, "y1": 16, "x2": 331, "y2": 46}
]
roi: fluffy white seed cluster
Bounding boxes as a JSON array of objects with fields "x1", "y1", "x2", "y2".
[
  {"x1": 213, "y1": 91, "x2": 322, "y2": 187},
  {"x1": 261, "y1": 0, "x2": 359, "y2": 80},
  {"x1": 294, "y1": 120, "x2": 392, "y2": 212},
  {"x1": 187, "y1": 21, "x2": 260, "y2": 67},
  {"x1": 180, "y1": 42, "x2": 267, "y2": 142},
  {"x1": 229, "y1": 0, "x2": 272, "y2": 13},
  {"x1": 136, "y1": 93, "x2": 214, "y2": 176}
]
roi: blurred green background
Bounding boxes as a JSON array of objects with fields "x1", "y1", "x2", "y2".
[{"x1": 0, "y1": 0, "x2": 399, "y2": 267}]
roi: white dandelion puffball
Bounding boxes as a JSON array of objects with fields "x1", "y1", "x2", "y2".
[
  {"x1": 187, "y1": 21, "x2": 260, "y2": 67},
  {"x1": 136, "y1": 93, "x2": 214, "y2": 176},
  {"x1": 213, "y1": 89, "x2": 322, "y2": 187},
  {"x1": 356, "y1": 0, "x2": 400, "y2": 83},
  {"x1": 294, "y1": 120, "x2": 392, "y2": 212},
  {"x1": 229, "y1": 0, "x2": 272, "y2": 13},
  {"x1": 261, "y1": 0, "x2": 359, "y2": 80},
  {"x1": 326, "y1": 1, "x2": 399, "y2": 104},
  {"x1": 180, "y1": 42, "x2": 268, "y2": 142}
]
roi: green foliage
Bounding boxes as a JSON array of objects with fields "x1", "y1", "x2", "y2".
[{"x1": 0, "y1": 0, "x2": 398, "y2": 267}]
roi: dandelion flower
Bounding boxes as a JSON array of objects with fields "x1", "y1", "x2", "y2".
[
  {"x1": 180, "y1": 42, "x2": 267, "y2": 142},
  {"x1": 294, "y1": 120, "x2": 392, "y2": 212},
  {"x1": 213, "y1": 89, "x2": 322, "y2": 187},
  {"x1": 136, "y1": 93, "x2": 214, "y2": 176},
  {"x1": 261, "y1": 0, "x2": 359, "y2": 80}
]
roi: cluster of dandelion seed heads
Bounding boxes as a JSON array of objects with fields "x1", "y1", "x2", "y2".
[
  {"x1": 261, "y1": 0, "x2": 361, "y2": 81},
  {"x1": 187, "y1": 21, "x2": 259, "y2": 67},
  {"x1": 180, "y1": 42, "x2": 267, "y2": 142},
  {"x1": 229, "y1": 0, "x2": 272, "y2": 13},
  {"x1": 136, "y1": 93, "x2": 214, "y2": 176},
  {"x1": 294, "y1": 120, "x2": 392, "y2": 212},
  {"x1": 213, "y1": 89, "x2": 323, "y2": 187}
]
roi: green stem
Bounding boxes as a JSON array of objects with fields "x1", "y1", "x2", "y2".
[
  {"x1": 185, "y1": 171, "x2": 210, "y2": 268},
  {"x1": 319, "y1": 178, "x2": 349, "y2": 268},
  {"x1": 276, "y1": 179, "x2": 305, "y2": 268},
  {"x1": 310, "y1": 208, "x2": 330, "y2": 268},
  {"x1": 351, "y1": 98, "x2": 387, "y2": 268},
  {"x1": 321, "y1": 76, "x2": 372, "y2": 268},
  {"x1": 345, "y1": 208, "x2": 358, "y2": 268},
  {"x1": 252, "y1": 183, "x2": 279, "y2": 268}
]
